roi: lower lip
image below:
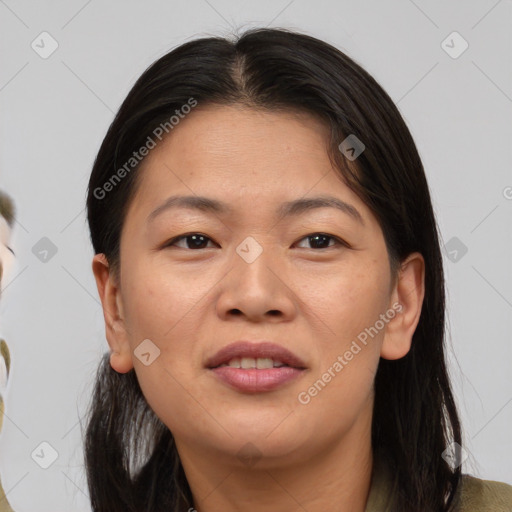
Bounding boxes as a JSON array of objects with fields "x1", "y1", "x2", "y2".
[{"x1": 210, "y1": 367, "x2": 304, "y2": 393}]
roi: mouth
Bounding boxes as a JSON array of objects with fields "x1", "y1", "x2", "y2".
[
  {"x1": 215, "y1": 357, "x2": 295, "y2": 369},
  {"x1": 206, "y1": 341, "x2": 307, "y2": 393}
]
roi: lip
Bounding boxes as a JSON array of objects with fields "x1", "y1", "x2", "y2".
[
  {"x1": 205, "y1": 341, "x2": 307, "y2": 369},
  {"x1": 205, "y1": 340, "x2": 307, "y2": 394}
]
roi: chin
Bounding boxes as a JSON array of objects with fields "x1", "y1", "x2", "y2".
[
  {"x1": 218, "y1": 417, "x2": 315, "y2": 462},
  {"x1": 199, "y1": 436, "x2": 304, "y2": 470}
]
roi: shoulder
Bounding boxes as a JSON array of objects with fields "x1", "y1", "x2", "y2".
[{"x1": 457, "y1": 473, "x2": 512, "y2": 511}]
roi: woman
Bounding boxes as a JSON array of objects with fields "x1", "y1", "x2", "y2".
[
  {"x1": 85, "y1": 28, "x2": 512, "y2": 511},
  {"x1": 0, "y1": 190, "x2": 15, "y2": 512}
]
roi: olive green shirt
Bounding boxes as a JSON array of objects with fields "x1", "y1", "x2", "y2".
[
  {"x1": 1, "y1": 459, "x2": 511, "y2": 511},
  {"x1": 365, "y1": 456, "x2": 512, "y2": 511}
]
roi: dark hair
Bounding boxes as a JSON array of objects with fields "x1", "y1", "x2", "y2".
[{"x1": 85, "y1": 27, "x2": 462, "y2": 512}]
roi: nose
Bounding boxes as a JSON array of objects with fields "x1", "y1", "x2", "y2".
[{"x1": 216, "y1": 240, "x2": 297, "y2": 323}]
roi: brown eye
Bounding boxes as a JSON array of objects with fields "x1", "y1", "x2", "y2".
[
  {"x1": 163, "y1": 233, "x2": 348, "y2": 251},
  {"x1": 164, "y1": 233, "x2": 216, "y2": 250},
  {"x1": 295, "y1": 233, "x2": 346, "y2": 250}
]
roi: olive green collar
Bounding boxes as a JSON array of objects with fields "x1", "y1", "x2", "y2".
[{"x1": 364, "y1": 455, "x2": 398, "y2": 512}]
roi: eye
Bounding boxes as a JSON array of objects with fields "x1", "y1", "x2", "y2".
[
  {"x1": 294, "y1": 233, "x2": 347, "y2": 250},
  {"x1": 163, "y1": 232, "x2": 348, "y2": 251},
  {"x1": 163, "y1": 233, "x2": 217, "y2": 250}
]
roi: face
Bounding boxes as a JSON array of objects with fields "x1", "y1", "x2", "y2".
[
  {"x1": 94, "y1": 104, "x2": 423, "y2": 469},
  {"x1": 1, "y1": 213, "x2": 14, "y2": 430},
  {"x1": 0, "y1": 215, "x2": 14, "y2": 293}
]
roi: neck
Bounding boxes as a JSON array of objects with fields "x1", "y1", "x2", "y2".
[{"x1": 178, "y1": 409, "x2": 374, "y2": 512}]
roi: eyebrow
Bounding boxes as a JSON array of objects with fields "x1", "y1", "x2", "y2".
[{"x1": 147, "y1": 194, "x2": 364, "y2": 225}]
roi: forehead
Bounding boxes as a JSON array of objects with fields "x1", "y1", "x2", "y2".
[
  {"x1": 124, "y1": 104, "x2": 376, "y2": 230},
  {"x1": 135, "y1": 105, "x2": 349, "y2": 197},
  {"x1": 152, "y1": 104, "x2": 332, "y2": 170}
]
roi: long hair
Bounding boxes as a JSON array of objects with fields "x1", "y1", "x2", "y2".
[{"x1": 85, "y1": 27, "x2": 462, "y2": 511}]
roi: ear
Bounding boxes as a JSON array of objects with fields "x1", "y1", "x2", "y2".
[
  {"x1": 92, "y1": 254, "x2": 134, "y2": 373},
  {"x1": 380, "y1": 252, "x2": 425, "y2": 360}
]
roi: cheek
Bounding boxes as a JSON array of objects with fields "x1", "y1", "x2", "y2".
[
  {"x1": 298, "y1": 261, "x2": 388, "y2": 404},
  {"x1": 120, "y1": 261, "x2": 214, "y2": 398},
  {"x1": 121, "y1": 260, "x2": 204, "y2": 339},
  {"x1": 0, "y1": 245, "x2": 15, "y2": 286},
  {"x1": 297, "y1": 304, "x2": 382, "y2": 428},
  {"x1": 134, "y1": 363, "x2": 208, "y2": 440},
  {"x1": 301, "y1": 261, "x2": 390, "y2": 341}
]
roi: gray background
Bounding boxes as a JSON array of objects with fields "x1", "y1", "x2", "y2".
[{"x1": 0, "y1": 0, "x2": 511, "y2": 510}]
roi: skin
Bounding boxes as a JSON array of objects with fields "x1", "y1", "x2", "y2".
[
  {"x1": 93, "y1": 104, "x2": 425, "y2": 512},
  {"x1": 0, "y1": 216, "x2": 14, "y2": 294}
]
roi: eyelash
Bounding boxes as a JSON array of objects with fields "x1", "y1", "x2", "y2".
[{"x1": 163, "y1": 232, "x2": 349, "y2": 251}]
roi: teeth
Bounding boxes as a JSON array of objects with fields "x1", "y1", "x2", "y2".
[
  {"x1": 228, "y1": 357, "x2": 241, "y2": 368},
  {"x1": 241, "y1": 357, "x2": 256, "y2": 369},
  {"x1": 256, "y1": 358, "x2": 274, "y2": 369},
  {"x1": 220, "y1": 357, "x2": 287, "y2": 369}
]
